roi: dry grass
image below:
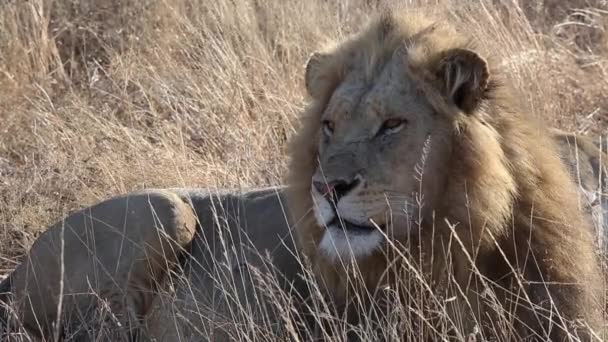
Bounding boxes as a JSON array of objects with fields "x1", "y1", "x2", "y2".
[{"x1": 1, "y1": 0, "x2": 607, "y2": 340}]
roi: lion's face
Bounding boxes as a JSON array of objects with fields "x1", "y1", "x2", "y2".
[
  {"x1": 297, "y1": 19, "x2": 491, "y2": 263},
  {"x1": 310, "y1": 58, "x2": 454, "y2": 261}
]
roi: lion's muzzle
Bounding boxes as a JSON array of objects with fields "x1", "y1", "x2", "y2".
[{"x1": 311, "y1": 174, "x2": 386, "y2": 261}]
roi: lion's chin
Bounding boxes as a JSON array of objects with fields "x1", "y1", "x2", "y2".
[{"x1": 318, "y1": 225, "x2": 383, "y2": 262}]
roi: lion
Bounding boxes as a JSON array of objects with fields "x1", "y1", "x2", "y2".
[
  {"x1": 0, "y1": 187, "x2": 307, "y2": 341},
  {"x1": 1, "y1": 10, "x2": 608, "y2": 342},
  {"x1": 0, "y1": 189, "x2": 199, "y2": 340},
  {"x1": 286, "y1": 10, "x2": 606, "y2": 340}
]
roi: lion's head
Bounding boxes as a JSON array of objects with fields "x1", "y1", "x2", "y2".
[
  {"x1": 286, "y1": 10, "x2": 604, "y2": 339},
  {"x1": 288, "y1": 12, "x2": 508, "y2": 264}
]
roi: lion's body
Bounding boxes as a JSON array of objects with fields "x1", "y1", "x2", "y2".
[
  {"x1": 554, "y1": 130, "x2": 608, "y2": 252},
  {"x1": 1, "y1": 189, "x2": 198, "y2": 340},
  {"x1": 0, "y1": 187, "x2": 306, "y2": 341},
  {"x1": 1, "y1": 10, "x2": 608, "y2": 342},
  {"x1": 144, "y1": 187, "x2": 306, "y2": 341}
]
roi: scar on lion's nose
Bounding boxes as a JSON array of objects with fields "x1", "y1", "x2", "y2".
[{"x1": 313, "y1": 178, "x2": 361, "y2": 201}]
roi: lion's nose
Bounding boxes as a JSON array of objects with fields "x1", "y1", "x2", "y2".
[{"x1": 313, "y1": 177, "x2": 361, "y2": 202}]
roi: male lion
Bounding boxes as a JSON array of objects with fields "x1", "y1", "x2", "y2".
[
  {"x1": 287, "y1": 11, "x2": 605, "y2": 341},
  {"x1": 1, "y1": 10, "x2": 607, "y2": 342}
]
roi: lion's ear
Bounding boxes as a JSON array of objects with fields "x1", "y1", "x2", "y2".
[
  {"x1": 305, "y1": 52, "x2": 336, "y2": 100},
  {"x1": 437, "y1": 48, "x2": 489, "y2": 114}
]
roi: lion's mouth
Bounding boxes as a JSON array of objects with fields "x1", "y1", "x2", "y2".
[{"x1": 329, "y1": 218, "x2": 385, "y2": 233}]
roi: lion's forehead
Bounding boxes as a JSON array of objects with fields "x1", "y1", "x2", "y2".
[
  {"x1": 326, "y1": 84, "x2": 365, "y2": 116},
  {"x1": 327, "y1": 68, "x2": 426, "y2": 125}
]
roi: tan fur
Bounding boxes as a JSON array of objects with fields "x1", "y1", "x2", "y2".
[
  {"x1": 1, "y1": 190, "x2": 198, "y2": 340},
  {"x1": 1, "y1": 186, "x2": 306, "y2": 341},
  {"x1": 287, "y1": 10, "x2": 604, "y2": 340}
]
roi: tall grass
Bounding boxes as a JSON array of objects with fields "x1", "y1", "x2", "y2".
[{"x1": 0, "y1": 0, "x2": 607, "y2": 340}]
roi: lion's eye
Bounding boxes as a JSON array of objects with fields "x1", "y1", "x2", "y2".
[
  {"x1": 378, "y1": 118, "x2": 407, "y2": 135},
  {"x1": 322, "y1": 120, "x2": 335, "y2": 136}
]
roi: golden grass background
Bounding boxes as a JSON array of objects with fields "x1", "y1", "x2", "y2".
[{"x1": 0, "y1": 0, "x2": 607, "y2": 280}]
